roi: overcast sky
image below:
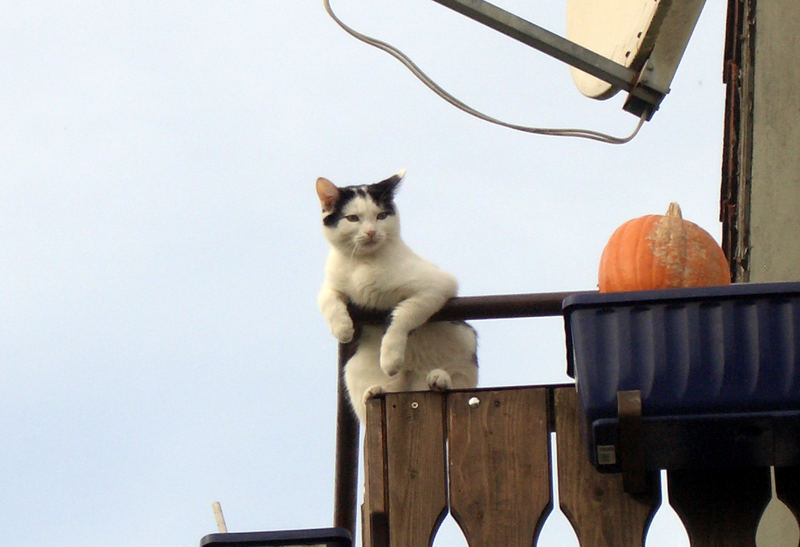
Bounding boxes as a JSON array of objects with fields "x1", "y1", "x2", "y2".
[{"x1": 3, "y1": 1, "x2": 727, "y2": 545}]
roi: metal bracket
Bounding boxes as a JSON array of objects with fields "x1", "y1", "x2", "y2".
[{"x1": 617, "y1": 390, "x2": 648, "y2": 494}]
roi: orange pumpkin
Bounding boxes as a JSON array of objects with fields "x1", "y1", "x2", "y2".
[{"x1": 598, "y1": 203, "x2": 731, "y2": 293}]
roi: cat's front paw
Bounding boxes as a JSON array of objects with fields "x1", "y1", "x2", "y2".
[
  {"x1": 329, "y1": 316, "x2": 355, "y2": 343},
  {"x1": 362, "y1": 384, "x2": 386, "y2": 405},
  {"x1": 426, "y1": 369, "x2": 453, "y2": 391},
  {"x1": 379, "y1": 337, "x2": 406, "y2": 376}
]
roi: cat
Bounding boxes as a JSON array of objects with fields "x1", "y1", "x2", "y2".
[{"x1": 316, "y1": 169, "x2": 478, "y2": 422}]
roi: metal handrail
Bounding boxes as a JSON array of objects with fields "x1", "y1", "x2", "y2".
[{"x1": 332, "y1": 290, "x2": 594, "y2": 537}]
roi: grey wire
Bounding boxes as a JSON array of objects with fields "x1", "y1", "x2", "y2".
[{"x1": 323, "y1": 0, "x2": 646, "y2": 144}]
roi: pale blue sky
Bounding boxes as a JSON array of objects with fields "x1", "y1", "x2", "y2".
[{"x1": 2, "y1": 1, "x2": 725, "y2": 545}]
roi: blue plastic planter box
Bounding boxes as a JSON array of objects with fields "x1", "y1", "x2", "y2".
[{"x1": 563, "y1": 282, "x2": 800, "y2": 471}]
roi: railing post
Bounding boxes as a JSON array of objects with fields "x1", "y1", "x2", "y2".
[{"x1": 334, "y1": 341, "x2": 360, "y2": 538}]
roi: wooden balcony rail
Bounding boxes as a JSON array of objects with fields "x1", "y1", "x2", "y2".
[
  {"x1": 333, "y1": 291, "x2": 593, "y2": 537},
  {"x1": 362, "y1": 385, "x2": 800, "y2": 547}
]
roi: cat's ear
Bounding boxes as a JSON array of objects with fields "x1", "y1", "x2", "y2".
[
  {"x1": 375, "y1": 168, "x2": 406, "y2": 198},
  {"x1": 387, "y1": 168, "x2": 406, "y2": 188},
  {"x1": 316, "y1": 177, "x2": 340, "y2": 212}
]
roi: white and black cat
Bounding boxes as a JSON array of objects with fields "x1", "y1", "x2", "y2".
[{"x1": 316, "y1": 170, "x2": 478, "y2": 422}]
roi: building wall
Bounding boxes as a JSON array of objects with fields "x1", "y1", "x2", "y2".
[{"x1": 747, "y1": 1, "x2": 800, "y2": 282}]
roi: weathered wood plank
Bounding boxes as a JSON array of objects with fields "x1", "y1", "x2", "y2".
[
  {"x1": 447, "y1": 388, "x2": 552, "y2": 546},
  {"x1": 555, "y1": 386, "x2": 660, "y2": 546},
  {"x1": 363, "y1": 397, "x2": 389, "y2": 547},
  {"x1": 668, "y1": 467, "x2": 771, "y2": 546},
  {"x1": 384, "y1": 391, "x2": 447, "y2": 547}
]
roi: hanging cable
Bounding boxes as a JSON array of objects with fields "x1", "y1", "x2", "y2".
[{"x1": 322, "y1": 0, "x2": 646, "y2": 144}]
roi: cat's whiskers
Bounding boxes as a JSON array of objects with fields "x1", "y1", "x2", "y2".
[
  {"x1": 349, "y1": 241, "x2": 360, "y2": 261},
  {"x1": 351, "y1": 231, "x2": 383, "y2": 257}
]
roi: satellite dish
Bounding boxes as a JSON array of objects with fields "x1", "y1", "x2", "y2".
[
  {"x1": 431, "y1": 0, "x2": 706, "y2": 118},
  {"x1": 567, "y1": 0, "x2": 706, "y2": 105},
  {"x1": 567, "y1": 0, "x2": 662, "y2": 100}
]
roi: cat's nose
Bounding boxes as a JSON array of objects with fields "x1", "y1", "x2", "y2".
[{"x1": 365, "y1": 229, "x2": 376, "y2": 240}]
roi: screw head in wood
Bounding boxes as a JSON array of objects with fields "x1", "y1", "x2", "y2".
[{"x1": 468, "y1": 396, "x2": 480, "y2": 408}]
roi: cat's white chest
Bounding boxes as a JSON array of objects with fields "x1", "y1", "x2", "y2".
[
  {"x1": 324, "y1": 244, "x2": 450, "y2": 312},
  {"x1": 344, "y1": 260, "x2": 407, "y2": 310}
]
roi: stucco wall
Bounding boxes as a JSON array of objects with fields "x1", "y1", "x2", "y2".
[{"x1": 748, "y1": 2, "x2": 800, "y2": 282}]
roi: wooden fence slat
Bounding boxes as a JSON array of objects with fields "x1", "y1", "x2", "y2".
[
  {"x1": 447, "y1": 388, "x2": 553, "y2": 546},
  {"x1": 667, "y1": 467, "x2": 771, "y2": 547},
  {"x1": 776, "y1": 466, "x2": 800, "y2": 526},
  {"x1": 384, "y1": 391, "x2": 447, "y2": 547},
  {"x1": 363, "y1": 397, "x2": 389, "y2": 547},
  {"x1": 555, "y1": 386, "x2": 661, "y2": 547}
]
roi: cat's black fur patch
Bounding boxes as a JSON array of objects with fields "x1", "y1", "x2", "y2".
[
  {"x1": 451, "y1": 321, "x2": 479, "y2": 367},
  {"x1": 322, "y1": 174, "x2": 402, "y2": 228},
  {"x1": 366, "y1": 174, "x2": 401, "y2": 215},
  {"x1": 322, "y1": 187, "x2": 356, "y2": 227}
]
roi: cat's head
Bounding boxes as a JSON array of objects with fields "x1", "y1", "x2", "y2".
[{"x1": 316, "y1": 170, "x2": 405, "y2": 256}]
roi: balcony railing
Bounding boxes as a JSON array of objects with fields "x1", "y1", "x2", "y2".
[{"x1": 331, "y1": 292, "x2": 800, "y2": 546}]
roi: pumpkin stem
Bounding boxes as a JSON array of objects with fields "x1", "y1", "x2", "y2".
[{"x1": 666, "y1": 202, "x2": 683, "y2": 219}]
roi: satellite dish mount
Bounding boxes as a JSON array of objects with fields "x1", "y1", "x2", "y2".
[{"x1": 432, "y1": 0, "x2": 706, "y2": 120}]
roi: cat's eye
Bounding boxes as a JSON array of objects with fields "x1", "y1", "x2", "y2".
[
  {"x1": 345, "y1": 215, "x2": 359, "y2": 222},
  {"x1": 376, "y1": 212, "x2": 389, "y2": 220}
]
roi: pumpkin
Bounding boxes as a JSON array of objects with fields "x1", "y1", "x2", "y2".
[{"x1": 598, "y1": 202, "x2": 731, "y2": 293}]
